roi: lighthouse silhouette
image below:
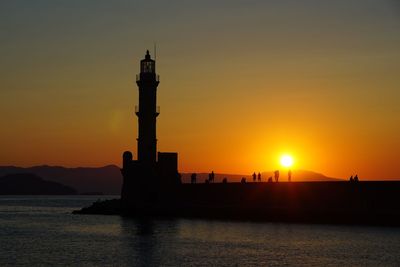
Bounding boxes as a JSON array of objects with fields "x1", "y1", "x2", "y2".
[
  {"x1": 136, "y1": 50, "x2": 159, "y2": 164},
  {"x1": 121, "y1": 50, "x2": 180, "y2": 209}
]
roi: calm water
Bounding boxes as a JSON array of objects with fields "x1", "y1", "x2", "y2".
[{"x1": 1, "y1": 196, "x2": 400, "y2": 266}]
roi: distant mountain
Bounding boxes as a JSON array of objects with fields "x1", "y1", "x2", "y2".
[
  {"x1": 0, "y1": 165, "x2": 340, "y2": 195},
  {"x1": 180, "y1": 170, "x2": 341, "y2": 183},
  {"x1": 0, "y1": 165, "x2": 122, "y2": 195},
  {"x1": 0, "y1": 173, "x2": 76, "y2": 195}
]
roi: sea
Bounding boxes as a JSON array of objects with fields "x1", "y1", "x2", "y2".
[{"x1": 1, "y1": 196, "x2": 400, "y2": 266}]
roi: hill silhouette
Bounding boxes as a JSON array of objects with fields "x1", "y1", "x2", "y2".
[
  {"x1": 0, "y1": 165, "x2": 122, "y2": 194},
  {"x1": 0, "y1": 173, "x2": 76, "y2": 195},
  {"x1": 0, "y1": 166, "x2": 340, "y2": 194}
]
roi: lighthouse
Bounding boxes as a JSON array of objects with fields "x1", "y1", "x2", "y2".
[
  {"x1": 136, "y1": 50, "x2": 159, "y2": 164},
  {"x1": 121, "y1": 50, "x2": 180, "y2": 208}
]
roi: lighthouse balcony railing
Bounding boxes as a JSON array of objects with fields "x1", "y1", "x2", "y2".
[
  {"x1": 135, "y1": 105, "x2": 160, "y2": 115},
  {"x1": 136, "y1": 74, "x2": 160, "y2": 82}
]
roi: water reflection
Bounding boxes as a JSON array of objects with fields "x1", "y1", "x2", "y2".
[
  {"x1": 119, "y1": 217, "x2": 180, "y2": 266},
  {"x1": 2, "y1": 196, "x2": 400, "y2": 266}
]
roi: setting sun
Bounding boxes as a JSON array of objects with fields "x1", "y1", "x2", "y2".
[{"x1": 280, "y1": 155, "x2": 294, "y2": 168}]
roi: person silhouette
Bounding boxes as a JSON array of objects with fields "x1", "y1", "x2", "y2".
[
  {"x1": 241, "y1": 177, "x2": 246, "y2": 184},
  {"x1": 257, "y1": 172, "x2": 261, "y2": 182},
  {"x1": 191, "y1": 173, "x2": 197, "y2": 184},
  {"x1": 274, "y1": 170, "x2": 280, "y2": 183},
  {"x1": 354, "y1": 175, "x2": 359, "y2": 182},
  {"x1": 349, "y1": 175, "x2": 354, "y2": 182},
  {"x1": 252, "y1": 172, "x2": 256, "y2": 182},
  {"x1": 288, "y1": 170, "x2": 292, "y2": 182}
]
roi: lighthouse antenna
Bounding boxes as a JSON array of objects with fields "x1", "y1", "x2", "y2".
[{"x1": 154, "y1": 42, "x2": 157, "y2": 61}]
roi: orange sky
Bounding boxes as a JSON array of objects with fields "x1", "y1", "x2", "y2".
[{"x1": 1, "y1": 1, "x2": 399, "y2": 179}]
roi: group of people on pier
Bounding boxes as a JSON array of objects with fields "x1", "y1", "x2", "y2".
[
  {"x1": 349, "y1": 175, "x2": 359, "y2": 183},
  {"x1": 252, "y1": 172, "x2": 262, "y2": 182},
  {"x1": 190, "y1": 171, "x2": 215, "y2": 184},
  {"x1": 190, "y1": 170, "x2": 293, "y2": 184}
]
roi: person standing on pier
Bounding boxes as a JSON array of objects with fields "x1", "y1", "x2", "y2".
[
  {"x1": 208, "y1": 171, "x2": 215, "y2": 183},
  {"x1": 191, "y1": 173, "x2": 197, "y2": 184},
  {"x1": 274, "y1": 170, "x2": 280, "y2": 182}
]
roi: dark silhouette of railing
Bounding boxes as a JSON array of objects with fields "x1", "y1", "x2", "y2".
[
  {"x1": 136, "y1": 74, "x2": 160, "y2": 82},
  {"x1": 135, "y1": 105, "x2": 160, "y2": 115}
]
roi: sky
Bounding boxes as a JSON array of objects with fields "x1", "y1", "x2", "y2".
[{"x1": 0, "y1": 0, "x2": 399, "y2": 179}]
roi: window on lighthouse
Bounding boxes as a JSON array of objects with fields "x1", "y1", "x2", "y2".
[{"x1": 142, "y1": 61, "x2": 154, "y2": 73}]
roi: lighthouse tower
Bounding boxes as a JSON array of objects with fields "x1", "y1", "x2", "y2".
[
  {"x1": 136, "y1": 50, "x2": 159, "y2": 164},
  {"x1": 121, "y1": 50, "x2": 180, "y2": 208}
]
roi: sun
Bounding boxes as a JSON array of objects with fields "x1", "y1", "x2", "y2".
[{"x1": 280, "y1": 155, "x2": 294, "y2": 168}]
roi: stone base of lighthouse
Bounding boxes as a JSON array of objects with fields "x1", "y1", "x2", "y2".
[{"x1": 121, "y1": 151, "x2": 181, "y2": 210}]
